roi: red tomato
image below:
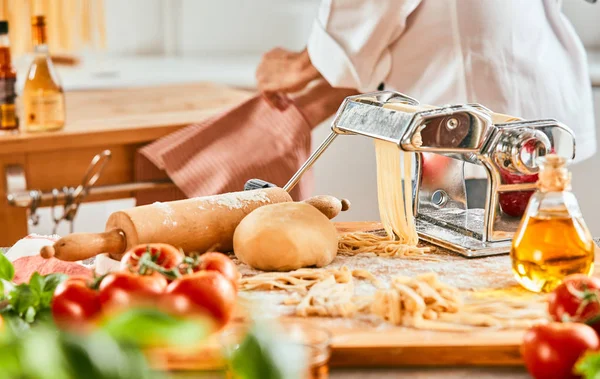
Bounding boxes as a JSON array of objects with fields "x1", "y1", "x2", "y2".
[
  {"x1": 522, "y1": 322, "x2": 599, "y2": 379},
  {"x1": 549, "y1": 275, "x2": 600, "y2": 332},
  {"x1": 421, "y1": 153, "x2": 447, "y2": 178},
  {"x1": 120, "y1": 243, "x2": 184, "y2": 275},
  {"x1": 52, "y1": 276, "x2": 101, "y2": 332},
  {"x1": 498, "y1": 144, "x2": 556, "y2": 218},
  {"x1": 498, "y1": 170, "x2": 537, "y2": 218},
  {"x1": 162, "y1": 271, "x2": 236, "y2": 329},
  {"x1": 98, "y1": 272, "x2": 167, "y2": 313},
  {"x1": 193, "y1": 252, "x2": 239, "y2": 290}
]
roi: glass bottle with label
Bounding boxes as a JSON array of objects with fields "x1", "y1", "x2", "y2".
[
  {"x1": 511, "y1": 154, "x2": 594, "y2": 293},
  {"x1": 23, "y1": 15, "x2": 65, "y2": 132},
  {"x1": 0, "y1": 20, "x2": 19, "y2": 131}
]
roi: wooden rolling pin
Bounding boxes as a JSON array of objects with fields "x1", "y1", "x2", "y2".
[{"x1": 40, "y1": 188, "x2": 350, "y2": 262}]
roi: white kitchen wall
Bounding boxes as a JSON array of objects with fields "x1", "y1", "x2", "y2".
[
  {"x1": 562, "y1": 0, "x2": 600, "y2": 48},
  {"x1": 30, "y1": 0, "x2": 600, "y2": 237}
]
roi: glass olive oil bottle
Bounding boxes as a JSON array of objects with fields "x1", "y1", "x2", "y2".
[
  {"x1": 23, "y1": 15, "x2": 65, "y2": 132},
  {"x1": 511, "y1": 154, "x2": 594, "y2": 293}
]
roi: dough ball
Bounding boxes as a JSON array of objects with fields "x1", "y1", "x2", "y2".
[{"x1": 233, "y1": 202, "x2": 338, "y2": 271}]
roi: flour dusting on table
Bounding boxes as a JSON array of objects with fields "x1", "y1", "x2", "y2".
[{"x1": 232, "y1": 244, "x2": 528, "y2": 329}]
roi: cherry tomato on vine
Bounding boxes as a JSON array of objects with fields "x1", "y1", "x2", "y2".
[
  {"x1": 52, "y1": 276, "x2": 101, "y2": 332},
  {"x1": 120, "y1": 243, "x2": 184, "y2": 276},
  {"x1": 99, "y1": 272, "x2": 167, "y2": 313},
  {"x1": 161, "y1": 271, "x2": 236, "y2": 329},
  {"x1": 184, "y1": 252, "x2": 239, "y2": 289},
  {"x1": 548, "y1": 274, "x2": 600, "y2": 333},
  {"x1": 522, "y1": 322, "x2": 599, "y2": 379}
]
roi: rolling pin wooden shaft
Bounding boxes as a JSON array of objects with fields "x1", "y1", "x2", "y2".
[{"x1": 41, "y1": 188, "x2": 350, "y2": 262}]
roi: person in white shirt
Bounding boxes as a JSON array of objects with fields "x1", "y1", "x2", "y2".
[{"x1": 257, "y1": 0, "x2": 596, "y2": 164}]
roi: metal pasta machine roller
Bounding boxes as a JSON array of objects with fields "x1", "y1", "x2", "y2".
[{"x1": 245, "y1": 91, "x2": 575, "y2": 257}]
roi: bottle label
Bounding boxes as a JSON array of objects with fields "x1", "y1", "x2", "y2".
[
  {"x1": 0, "y1": 78, "x2": 18, "y2": 130},
  {"x1": 24, "y1": 93, "x2": 65, "y2": 127},
  {"x1": 0, "y1": 103, "x2": 17, "y2": 129},
  {"x1": 0, "y1": 77, "x2": 16, "y2": 103}
]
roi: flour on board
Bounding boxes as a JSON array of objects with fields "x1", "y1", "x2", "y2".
[{"x1": 199, "y1": 191, "x2": 272, "y2": 210}]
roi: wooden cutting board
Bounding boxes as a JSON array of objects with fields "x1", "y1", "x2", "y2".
[{"x1": 150, "y1": 222, "x2": 599, "y2": 370}]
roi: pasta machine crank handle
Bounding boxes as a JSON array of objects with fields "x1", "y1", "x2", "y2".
[{"x1": 244, "y1": 131, "x2": 339, "y2": 192}]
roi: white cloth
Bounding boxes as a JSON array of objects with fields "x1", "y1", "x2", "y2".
[
  {"x1": 5, "y1": 234, "x2": 119, "y2": 275},
  {"x1": 307, "y1": 0, "x2": 596, "y2": 177},
  {"x1": 5, "y1": 234, "x2": 60, "y2": 262}
]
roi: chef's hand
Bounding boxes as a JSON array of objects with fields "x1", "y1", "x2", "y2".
[{"x1": 256, "y1": 48, "x2": 321, "y2": 94}]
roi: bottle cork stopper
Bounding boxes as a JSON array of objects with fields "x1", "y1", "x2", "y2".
[{"x1": 537, "y1": 154, "x2": 571, "y2": 192}]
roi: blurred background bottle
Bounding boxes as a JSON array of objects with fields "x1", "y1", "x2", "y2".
[
  {"x1": 0, "y1": 20, "x2": 19, "y2": 132},
  {"x1": 22, "y1": 15, "x2": 65, "y2": 132}
]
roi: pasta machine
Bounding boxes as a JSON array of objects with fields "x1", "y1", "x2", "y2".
[{"x1": 245, "y1": 91, "x2": 576, "y2": 258}]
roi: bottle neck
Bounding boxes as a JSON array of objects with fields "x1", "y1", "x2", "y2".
[
  {"x1": 0, "y1": 34, "x2": 14, "y2": 73},
  {"x1": 33, "y1": 43, "x2": 50, "y2": 55},
  {"x1": 537, "y1": 163, "x2": 571, "y2": 193},
  {"x1": 31, "y1": 21, "x2": 48, "y2": 50},
  {"x1": 0, "y1": 34, "x2": 9, "y2": 48}
]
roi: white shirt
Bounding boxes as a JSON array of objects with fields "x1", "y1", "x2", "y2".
[{"x1": 307, "y1": 0, "x2": 596, "y2": 169}]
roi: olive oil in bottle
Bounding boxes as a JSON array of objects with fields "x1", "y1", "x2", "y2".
[
  {"x1": 23, "y1": 15, "x2": 65, "y2": 132},
  {"x1": 511, "y1": 154, "x2": 594, "y2": 293}
]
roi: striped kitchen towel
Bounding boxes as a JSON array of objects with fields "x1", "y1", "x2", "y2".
[{"x1": 135, "y1": 93, "x2": 314, "y2": 205}]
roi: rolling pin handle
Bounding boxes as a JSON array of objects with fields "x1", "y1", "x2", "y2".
[
  {"x1": 243, "y1": 179, "x2": 277, "y2": 191},
  {"x1": 40, "y1": 229, "x2": 128, "y2": 262},
  {"x1": 40, "y1": 245, "x2": 55, "y2": 259},
  {"x1": 341, "y1": 199, "x2": 351, "y2": 211}
]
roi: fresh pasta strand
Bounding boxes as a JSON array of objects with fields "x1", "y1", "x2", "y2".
[
  {"x1": 374, "y1": 139, "x2": 413, "y2": 243},
  {"x1": 242, "y1": 268, "x2": 548, "y2": 330},
  {"x1": 337, "y1": 139, "x2": 423, "y2": 257},
  {"x1": 402, "y1": 150, "x2": 418, "y2": 246},
  {"x1": 337, "y1": 232, "x2": 433, "y2": 260}
]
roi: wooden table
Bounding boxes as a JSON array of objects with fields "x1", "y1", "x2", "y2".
[
  {"x1": 0, "y1": 83, "x2": 253, "y2": 246},
  {"x1": 153, "y1": 223, "x2": 592, "y2": 376}
]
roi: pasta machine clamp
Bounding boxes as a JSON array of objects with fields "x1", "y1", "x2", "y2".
[{"x1": 245, "y1": 91, "x2": 576, "y2": 258}]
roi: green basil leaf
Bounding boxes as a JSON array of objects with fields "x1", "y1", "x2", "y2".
[
  {"x1": 100, "y1": 308, "x2": 208, "y2": 348},
  {"x1": 0, "y1": 337, "x2": 23, "y2": 379},
  {"x1": 19, "y1": 326, "x2": 70, "y2": 379},
  {"x1": 2, "y1": 312, "x2": 31, "y2": 335},
  {"x1": 0, "y1": 253, "x2": 14, "y2": 282},
  {"x1": 0, "y1": 279, "x2": 14, "y2": 298},
  {"x1": 24, "y1": 306, "x2": 36, "y2": 323},
  {"x1": 28, "y1": 272, "x2": 44, "y2": 295},
  {"x1": 575, "y1": 351, "x2": 600, "y2": 379},
  {"x1": 9, "y1": 284, "x2": 39, "y2": 317},
  {"x1": 228, "y1": 323, "x2": 308, "y2": 379},
  {"x1": 34, "y1": 308, "x2": 54, "y2": 325},
  {"x1": 42, "y1": 273, "x2": 68, "y2": 293},
  {"x1": 62, "y1": 330, "x2": 160, "y2": 379},
  {"x1": 230, "y1": 332, "x2": 284, "y2": 379}
]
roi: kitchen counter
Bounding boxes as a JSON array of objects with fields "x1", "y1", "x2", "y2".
[{"x1": 0, "y1": 83, "x2": 253, "y2": 246}]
